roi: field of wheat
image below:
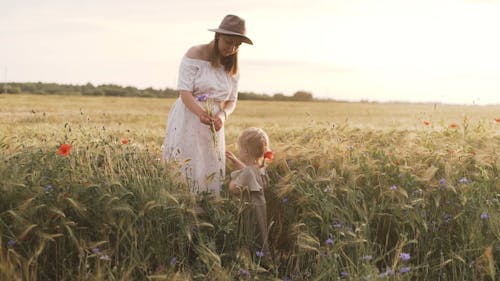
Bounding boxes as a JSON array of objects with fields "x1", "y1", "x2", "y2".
[{"x1": 1, "y1": 94, "x2": 499, "y2": 280}]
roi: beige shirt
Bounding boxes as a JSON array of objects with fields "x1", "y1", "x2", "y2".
[
  {"x1": 231, "y1": 165, "x2": 270, "y2": 253},
  {"x1": 231, "y1": 166, "x2": 267, "y2": 205}
]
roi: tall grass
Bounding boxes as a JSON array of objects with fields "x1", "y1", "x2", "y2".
[{"x1": 1, "y1": 94, "x2": 499, "y2": 280}]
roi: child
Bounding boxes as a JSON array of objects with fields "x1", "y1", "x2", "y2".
[{"x1": 226, "y1": 127, "x2": 273, "y2": 257}]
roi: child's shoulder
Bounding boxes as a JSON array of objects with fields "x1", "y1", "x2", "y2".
[
  {"x1": 231, "y1": 166, "x2": 251, "y2": 179},
  {"x1": 231, "y1": 166, "x2": 265, "y2": 192}
]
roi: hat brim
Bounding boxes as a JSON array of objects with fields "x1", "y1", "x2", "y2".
[{"x1": 208, "y1": 28, "x2": 253, "y2": 45}]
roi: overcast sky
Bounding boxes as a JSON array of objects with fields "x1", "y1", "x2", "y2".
[{"x1": 1, "y1": 0, "x2": 500, "y2": 104}]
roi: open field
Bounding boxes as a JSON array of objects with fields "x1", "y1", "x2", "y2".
[
  {"x1": 1, "y1": 94, "x2": 499, "y2": 145},
  {"x1": 1, "y1": 94, "x2": 499, "y2": 280}
]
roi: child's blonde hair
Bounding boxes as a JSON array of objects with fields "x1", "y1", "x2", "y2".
[{"x1": 237, "y1": 127, "x2": 270, "y2": 165}]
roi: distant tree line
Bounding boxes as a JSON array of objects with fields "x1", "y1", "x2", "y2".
[
  {"x1": 0, "y1": 82, "x2": 315, "y2": 101},
  {"x1": 0, "y1": 82, "x2": 178, "y2": 98}
]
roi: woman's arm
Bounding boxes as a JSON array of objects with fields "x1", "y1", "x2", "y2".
[{"x1": 179, "y1": 90, "x2": 212, "y2": 125}]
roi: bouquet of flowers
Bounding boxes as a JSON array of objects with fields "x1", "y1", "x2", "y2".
[{"x1": 197, "y1": 94, "x2": 220, "y2": 161}]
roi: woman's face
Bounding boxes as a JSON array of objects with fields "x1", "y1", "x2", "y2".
[{"x1": 217, "y1": 34, "x2": 243, "y2": 57}]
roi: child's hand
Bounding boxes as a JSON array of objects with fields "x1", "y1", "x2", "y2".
[
  {"x1": 226, "y1": 151, "x2": 245, "y2": 169},
  {"x1": 226, "y1": 151, "x2": 237, "y2": 163},
  {"x1": 228, "y1": 183, "x2": 241, "y2": 195}
]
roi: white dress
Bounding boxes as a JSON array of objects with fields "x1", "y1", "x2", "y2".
[{"x1": 162, "y1": 55, "x2": 239, "y2": 197}]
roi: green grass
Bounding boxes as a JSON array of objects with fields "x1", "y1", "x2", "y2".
[{"x1": 1, "y1": 94, "x2": 499, "y2": 280}]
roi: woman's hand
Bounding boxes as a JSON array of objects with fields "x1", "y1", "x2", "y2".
[
  {"x1": 213, "y1": 111, "x2": 226, "y2": 131},
  {"x1": 198, "y1": 111, "x2": 213, "y2": 126}
]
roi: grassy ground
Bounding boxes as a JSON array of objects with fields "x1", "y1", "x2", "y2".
[{"x1": 0, "y1": 94, "x2": 499, "y2": 280}]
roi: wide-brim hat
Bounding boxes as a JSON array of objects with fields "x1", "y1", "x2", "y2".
[{"x1": 208, "y1": 14, "x2": 253, "y2": 45}]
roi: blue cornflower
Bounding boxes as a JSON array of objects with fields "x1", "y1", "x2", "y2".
[
  {"x1": 399, "y1": 266, "x2": 411, "y2": 273},
  {"x1": 170, "y1": 256, "x2": 177, "y2": 266},
  {"x1": 443, "y1": 213, "x2": 452, "y2": 223},
  {"x1": 480, "y1": 212, "x2": 489, "y2": 220},
  {"x1": 340, "y1": 271, "x2": 348, "y2": 278},
  {"x1": 45, "y1": 184, "x2": 53, "y2": 193},
  {"x1": 239, "y1": 268, "x2": 250, "y2": 277},
  {"x1": 385, "y1": 268, "x2": 395, "y2": 276},
  {"x1": 256, "y1": 250, "x2": 265, "y2": 257},
  {"x1": 333, "y1": 223, "x2": 343, "y2": 228},
  {"x1": 390, "y1": 185, "x2": 397, "y2": 190},
  {"x1": 92, "y1": 247, "x2": 100, "y2": 254},
  {"x1": 379, "y1": 267, "x2": 395, "y2": 278},
  {"x1": 400, "y1": 252, "x2": 411, "y2": 261},
  {"x1": 459, "y1": 177, "x2": 469, "y2": 184},
  {"x1": 326, "y1": 238, "x2": 334, "y2": 245},
  {"x1": 439, "y1": 178, "x2": 447, "y2": 187},
  {"x1": 196, "y1": 95, "x2": 208, "y2": 102},
  {"x1": 7, "y1": 239, "x2": 16, "y2": 248}
]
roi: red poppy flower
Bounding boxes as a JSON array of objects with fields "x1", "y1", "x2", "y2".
[
  {"x1": 394, "y1": 160, "x2": 399, "y2": 166},
  {"x1": 264, "y1": 151, "x2": 273, "y2": 160},
  {"x1": 495, "y1": 118, "x2": 500, "y2": 123},
  {"x1": 449, "y1": 123, "x2": 458, "y2": 129},
  {"x1": 58, "y1": 144, "x2": 72, "y2": 156},
  {"x1": 423, "y1": 121, "x2": 430, "y2": 126},
  {"x1": 470, "y1": 150, "x2": 476, "y2": 156},
  {"x1": 121, "y1": 138, "x2": 129, "y2": 145}
]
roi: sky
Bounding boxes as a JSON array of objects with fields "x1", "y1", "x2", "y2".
[{"x1": 1, "y1": 0, "x2": 500, "y2": 104}]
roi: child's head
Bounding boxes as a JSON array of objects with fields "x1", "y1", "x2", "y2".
[{"x1": 237, "y1": 127, "x2": 270, "y2": 165}]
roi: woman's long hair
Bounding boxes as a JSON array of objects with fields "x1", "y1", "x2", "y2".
[{"x1": 209, "y1": 34, "x2": 238, "y2": 76}]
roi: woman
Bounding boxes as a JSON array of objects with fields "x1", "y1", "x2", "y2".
[{"x1": 162, "y1": 15, "x2": 252, "y2": 198}]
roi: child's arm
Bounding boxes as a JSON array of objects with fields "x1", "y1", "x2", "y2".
[{"x1": 226, "y1": 151, "x2": 245, "y2": 170}]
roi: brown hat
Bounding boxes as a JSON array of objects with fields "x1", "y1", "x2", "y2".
[{"x1": 208, "y1": 14, "x2": 253, "y2": 45}]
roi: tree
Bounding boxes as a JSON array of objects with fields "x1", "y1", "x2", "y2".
[
  {"x1": 273, "y1": 93, "x2": 288, "y2": 101},
  {"x1": 292, "y1": 91, "x2": 313, "y2": 101}
]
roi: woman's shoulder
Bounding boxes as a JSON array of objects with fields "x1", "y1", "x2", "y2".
[{"x1": 185, "y1": 44, "x2": 211, "y2": 61}]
